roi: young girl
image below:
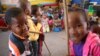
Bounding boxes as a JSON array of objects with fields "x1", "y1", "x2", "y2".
[
  {"x1": 68, "y1": 9, "x2": 100, "y2": 56},
  {"x1": 48, "y1": 16, "x2": 53, "y2": 31},
  {"x1": 53, "y1": 12, "x2": 62, "y2": 32},
  {"x1": 42, "y1": 14, "x2": 50, "y2": 32},
  {"x1": 36, "y1": 15, "x2": 44, "y2": 56},
  {"x1": 31, "y1": 5, "x2": 44, "y2": 56}
]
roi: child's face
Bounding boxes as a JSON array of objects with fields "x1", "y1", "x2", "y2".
[
  {"x1": 37, "y1": 16, "x2": 41, "y2": 21},
  {"x1": 37, "y1": 8, "x2": 41, "y2": 15},
  {"x1": 11, "y1": 13, "x2": 28, "y2": 38},
  {"x1": 42, "y1": 15, "x2": 47, "y2": 19},
  {"x1": 68, "y1": 12, "x2": 87, "y2": 41},
  {"x1": 25, "y1": 3, "x2": 32, "y2": 15}
]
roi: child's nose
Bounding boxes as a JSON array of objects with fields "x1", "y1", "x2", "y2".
[
  {"x1": 25, "y1": 25, "x2": 28, "y2": 31},
  {"x1": 71, "y1": 28, "x2": 79, "y2": 36},
  {"x1": 22, "y1": 25, "x2": 28, "y2": 31}
]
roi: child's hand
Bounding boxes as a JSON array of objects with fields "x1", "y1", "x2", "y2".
[{"x1": 39, "y1": 32, "x2": 42, "y2": 34}]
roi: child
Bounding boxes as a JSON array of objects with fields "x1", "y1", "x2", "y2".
[
  {"x1": 18, "y1": 1, "x2": 40, "y2": 56},
  {"x1": 53, "y1": 12, "x2": 61, "y2": 27},
  {"x1": 48, "y1": 16, "x2": 53, "y2": 31},
  {"x1": 42, "y1": 14, "x2": 50, "y2": 32},
  {"x1": 91, "y1": 13, "x2": 98, "y2": 23},
  {"x1": 89, "y1": 13, "x2": 98, "y2": 27},
  {"x1": 68, "y1": 9, "x2": 100, "y2": 56},
  {"x1": 53, "y1": 13, "x2": 62, "y2": 32},
  {"x1": 35, "y1": 15, "x2": 44, "y2": 56},
  {"x1": 5, "y1": 7, "x2": 30, "y2": 56},
  {"x1": 31, "y1": 5, "x2": 44, "y2": 56}
]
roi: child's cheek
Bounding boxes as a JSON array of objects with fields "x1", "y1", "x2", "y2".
[
  {"x1": 77, "y1": 28, "x2": 85, "y2": 37},
  {"x1": 69, "y1": 29, "x2": 74, "y2": 38},
  {"x1": 12, "y1": 27, "x2": 21, "y2": 35}
]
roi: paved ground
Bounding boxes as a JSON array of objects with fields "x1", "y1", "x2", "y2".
[
  {"x1": 0, "y1": 30, "x2": 67, "y2": 56},
  {"x1": 0, "y1": 30, "x2": 9, "y2": 56}
]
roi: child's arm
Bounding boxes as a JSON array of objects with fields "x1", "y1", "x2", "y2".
[
  {"x1": 29, "y1": 27, "x2": 43, "y2": 34},
  {"x1": 27, "y1": 19, "x2": 42, "y2": 34},
  {"x1": 39, "y1": 26, "x2": 45, "y2": 41},
  {"x1": 27, "y1": 18, "x2": 40, "y2": 41},
  {"x1": 29, "y1": 23, "x2": 42, "y2": 34}
]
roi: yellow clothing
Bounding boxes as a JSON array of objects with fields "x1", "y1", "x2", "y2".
[{"x1": 27, "y1": 16, "x2": 42, "y2": 41}]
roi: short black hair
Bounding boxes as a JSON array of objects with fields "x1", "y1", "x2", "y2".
[
  {"x1": 18, "y1": 0, "x2": 30, "y2": 12},
  {"x1": 48, "y1": 16, "x2": 53, "y2": 20},
  {"x1": 5, "y1": 7, "x2": 23, "y2": 25},
  {"x1": 31, "y1": 5, "x2": 38, "y2": 16}
]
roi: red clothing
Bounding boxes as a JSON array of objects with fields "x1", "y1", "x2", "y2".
[
  {"x1": 48, "y1": 20, "x2": 53, "y2": 26},
  {"x1": 38, "y1": 26, "x2": 44, "y2": 56},
  {"x1": 0, "y1": 18, "x2": 7, "y2": 28}
]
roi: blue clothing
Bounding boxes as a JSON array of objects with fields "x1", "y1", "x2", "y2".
[
  {"x1": 9, "y1": 33, "x2": 25, "y2": 55},
  {"x1": 73, "y1": 42, "x2": 84, "y2": 56}
]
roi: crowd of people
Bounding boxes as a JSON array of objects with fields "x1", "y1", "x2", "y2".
[{"x1": 39, "y1": 6, "x2": 64, "y2": 32}]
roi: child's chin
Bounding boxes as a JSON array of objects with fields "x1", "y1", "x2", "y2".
[
  {"x1": 22, "y1": 34, "x2": 28, "y2": 38},
  {"x1": 25, "y1": 35, "x2": 29, "y2": 39},
  {"x1": 24, "y1": 34, "x2": 28, "y2": 37}
]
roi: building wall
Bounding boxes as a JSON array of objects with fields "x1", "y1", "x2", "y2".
[
  {"x1": 28, "y1": 0, "x2": 56, "y2": 5},
  {"x1": 1, "y1": 0, "x2": 19, "y2": 6},
  {"x1": 72, "y1": 0, "x2": 82, "y2": 4},
  {"x1": 89, "y1": 0, "x2": 100, "y2": 4}
]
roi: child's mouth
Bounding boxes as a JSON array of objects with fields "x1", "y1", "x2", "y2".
[{"x1": 21, "y1": 31, "x2": 29, "y2": 37}]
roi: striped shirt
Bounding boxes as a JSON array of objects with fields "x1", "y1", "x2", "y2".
[{"x1": 9, "y1": 33, "x2": 25, "y2": 56}]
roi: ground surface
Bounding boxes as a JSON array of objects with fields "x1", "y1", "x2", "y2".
[{"x1": 0, "y1": 30, "x2": 67, "y2": 56}]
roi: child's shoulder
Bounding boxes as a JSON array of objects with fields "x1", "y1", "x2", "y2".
[
  {"x1": 88, "y1": 32, "x2": 100, "y2": 46},
  {"x1": 27, "y1": 15, "x2": 32, "y2": 19}
]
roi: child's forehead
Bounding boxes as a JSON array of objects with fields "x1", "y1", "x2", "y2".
[
  {"x1": 68, "y1": 12, "x2": 81, "y2": 16},
  {"x1": 68, "y1": 12, "x2": 86, "y2": 24},
  {"x1": 11, "y1": 18, "x2": 19, "y2": 25},
  {"x1": 43, "y1": 14, "x2": 47, "y2": 16},
  {"x1": 68, "y1": 12, "x2": 85, "y2": 21}
]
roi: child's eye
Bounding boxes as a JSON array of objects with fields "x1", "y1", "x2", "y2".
[
  {"x1": 18, "y1": 25, "x2": 20, "y2": 27},
  {"x1": 77, "y1": 24, "x2": 82, "y2": 27},
  {"x1": 17, "y1": 24, "x2": 20, "y2": 27},
  {"x1": 14, "y1": 24, "x2": 19, "y2": 27}
]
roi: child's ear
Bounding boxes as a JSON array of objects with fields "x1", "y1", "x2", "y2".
[{"x1": 25, "y1": 9, "x2": 28, "y2": 14}]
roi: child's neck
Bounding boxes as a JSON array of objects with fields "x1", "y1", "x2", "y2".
[
  {"x1": 74, "y1": 32, "x2": 88, "y2": 44},
  {"x1": 74, "y1": 39, "x2": 82, "y2": 44},
  {"x1": 12, "y1": 32, "x2": 25, "y2": 40}
]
